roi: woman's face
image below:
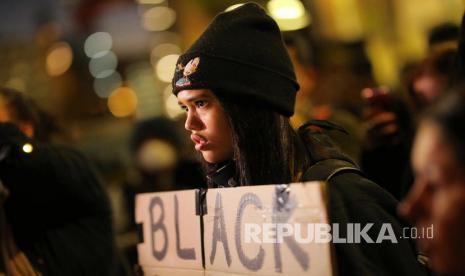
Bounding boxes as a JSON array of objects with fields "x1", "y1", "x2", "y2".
[
  {"x1": 400, "y1": 121, "x2": 465, "y2": 275},
  {"x1": 177, "y1": 89, "x2": 233, "y2": 163}
]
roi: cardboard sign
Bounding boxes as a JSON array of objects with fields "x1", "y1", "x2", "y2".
[
  {"x1": 135, "y1": 189, "x2": 203, "y2": 275},
  {"x1": 142, "y1": 267, "x2": 204, "y2": 276},
  {"x1": 136, "y1": 182, "x2": 333, "y2": 276},
  {"x1": 204, "y1": 183, "x2": 333, "y2": 276}
]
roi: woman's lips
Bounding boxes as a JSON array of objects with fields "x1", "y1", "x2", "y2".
[{"x1": 191, "y1": 134, "x2": 208, "y2": 151}]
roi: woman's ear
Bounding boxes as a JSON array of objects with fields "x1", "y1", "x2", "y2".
[{"x1": 18, "y1": 121, "x2": 34, "y2": 138}]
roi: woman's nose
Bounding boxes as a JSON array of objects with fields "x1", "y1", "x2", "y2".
[{"x1": 185, "y1": 110, "x2": 202, "y2": 131}]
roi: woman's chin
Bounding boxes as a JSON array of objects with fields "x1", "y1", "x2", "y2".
[{"x1": 201, "y1": 151, "x2": 231, "y2": 164}]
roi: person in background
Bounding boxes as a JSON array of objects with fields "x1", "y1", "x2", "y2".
[
  {"x1": 0, "y1": 87, "x2": 115, "y2": 275},
  {"x1": 128, "y1": 117, "x2": 205, "y2": 193},
  {"x1": 361, "y1": 42, "x2": 457, "y2": 200},
  {"x1": 399, "y1": 88, "x2": 465, "y2": 275},
  {"x1": 408, "y1": 46, "x2": 457, "y2": 114},
  {"x1": 360, "y1": 86, "x2": 415, "y2": 200},
  {"x1": 284, "y1": 32, "x2": 363, "y2": 164},
  {"x1": 173, "y1": 3, "x2": 427, "y2": 275}
]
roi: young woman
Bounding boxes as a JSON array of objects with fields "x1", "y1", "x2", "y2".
[{"x1": 173, "y1": 3, "x2": 427, "y2": 275}]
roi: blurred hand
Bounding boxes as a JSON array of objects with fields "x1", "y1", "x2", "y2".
[{"x1": 362, "y1": 110, "x2": 401, "y2": 150}]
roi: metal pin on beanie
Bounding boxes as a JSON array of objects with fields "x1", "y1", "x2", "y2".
[
  {"x1": 175, "y1": 57, "x2": 200, "y2": 88},
  {"x1": 171, "y1": 2, "x2": 299, "y2": 117}
]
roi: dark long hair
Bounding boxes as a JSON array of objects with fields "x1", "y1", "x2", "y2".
[{"x1": 203, "y1": 92, "x2": 310, "y2": 186}]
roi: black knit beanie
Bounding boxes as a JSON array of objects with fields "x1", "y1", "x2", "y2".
[{"x1": 172, "y1": 2, "x2": 299, "y2": 117}]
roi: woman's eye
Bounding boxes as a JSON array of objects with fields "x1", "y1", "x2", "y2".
[
  {"x1": 180, "y1": 105, "x2": 188, "y2": 112},
  {"x1": 195, "y1": 100, "x2": 206, "y2": 108}
]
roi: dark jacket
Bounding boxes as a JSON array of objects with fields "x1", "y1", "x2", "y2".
[
  {"x1": 0, "y1": 123, "x2": 115, "y2": 276},
  {"x1": 299, "y1": 125, "x2": 427, "y2": 276}
]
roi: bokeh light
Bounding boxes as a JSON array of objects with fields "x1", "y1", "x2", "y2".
[
  {"x1": 155, "y1": 54, "x2": 179, "y2": 82},
  {"x1": 164, "y1": 85, "x2": 184, "y2": 119},
  {"x1": 142, "y1": 6, "x2": 176, "y2": 32},
  {"x1": 107, "y1": 86, "x2": 138, "y2": 117},
  {"x1": 22, "y1": 143, "x2": 33, "y2": 154},
  {"x1": 89, "y1": 51, "x2": 118, "y2": 78},
  {"x1": 84, "y1": 32, "x2": 113, "y2": 58},
  {"x1": 151, "y1": 43, "x2": 181, "y2": 66},
  {"x1": 46, "y1": 42, "x2": 73, "y2": 77},
  {"x1": 93, "y1": 71, "x2": 123, "y2": 98},
  {"x1": 267, "y1": 0, "x2": 310, "y2": 31},
  {"x1": 137, "y1": 139, "x2": 178, "y2": 170}
]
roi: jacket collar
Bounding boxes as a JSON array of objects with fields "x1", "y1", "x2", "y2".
[{"x1": 207, "y1": 160, "x2": 238, "y2": 188}]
